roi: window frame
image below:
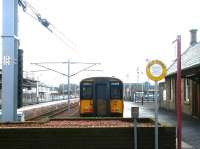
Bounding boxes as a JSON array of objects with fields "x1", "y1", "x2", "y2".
[
  {"x1": 110, "y1": 82, "x2": 123, "y2": 99},
  {"x1": 170, "y1": 79, "x2": 173, "y2": 101},
  {"x1": 184, "y1": 78, "x2": 190, "y2": 103},
  {"x1": 81, "y1": 82, "x2": 93, "y2": 99}
]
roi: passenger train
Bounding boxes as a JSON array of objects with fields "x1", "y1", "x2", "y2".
[{"x1": 80, "y1": 77, "x2": 123, "y2": 117}]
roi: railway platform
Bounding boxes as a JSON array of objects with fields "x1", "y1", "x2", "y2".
[
  {"x1": 124, "y1": 101, "x2": 194, "y2": 149},
  {"x1": 0, "y1": 98, "x2": 79, "y2": 121}
]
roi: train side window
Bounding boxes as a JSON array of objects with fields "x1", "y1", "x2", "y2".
[
  {"x1": 82, "y1": 85, "x2": 93, "y2": 99},
  {"x1": 110, "y1": 82, "x2": 122, "y2": 99}
]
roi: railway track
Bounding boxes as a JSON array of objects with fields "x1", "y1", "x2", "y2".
[{"x1": 29, "y1": 102, "x2": 79, "y2": 121}]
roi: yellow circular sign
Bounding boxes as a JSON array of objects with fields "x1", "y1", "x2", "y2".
[{"x1": 146, "y1": 60, "x2": 167, "y2": 81}]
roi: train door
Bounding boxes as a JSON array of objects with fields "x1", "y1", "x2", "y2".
[{"x1": 96, "y1": 84, "x2": 108, "y2": 116}]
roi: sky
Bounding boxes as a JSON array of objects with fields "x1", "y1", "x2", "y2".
[{"x1": 1, "y1": 0, "x2": 200, "y2": 86}]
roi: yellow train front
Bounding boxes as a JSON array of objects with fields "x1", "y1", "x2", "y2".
[{"x1": 80, "y1": 77, "x2": 123, "y2": 117}]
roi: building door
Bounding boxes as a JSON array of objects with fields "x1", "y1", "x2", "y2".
[
  {"x1": 192, "y1": 81, "x2": 200, "y2": 117},
  {"x1": 96, "y1": 84, "x2": 108, "y2": 116}
]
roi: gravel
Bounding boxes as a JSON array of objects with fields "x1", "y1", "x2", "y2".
[{"x1": 0, "y1": 119, "x2": 154, "y2": 128}]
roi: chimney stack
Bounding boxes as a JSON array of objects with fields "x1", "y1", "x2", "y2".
[{"x1": 190, "y1": 29, "x2": 198, "y2": 46}]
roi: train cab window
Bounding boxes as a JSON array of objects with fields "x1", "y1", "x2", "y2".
[
  {"x1": 110, "y1": 82, "x2": 122, "y2": 99},
  {"x1": 81, "y1": 82, "x2": 93, "y2": 99}
]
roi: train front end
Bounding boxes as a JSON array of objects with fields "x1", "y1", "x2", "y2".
[{"x1": 80, "y1": 77, "x2": 123, "y2": 117}]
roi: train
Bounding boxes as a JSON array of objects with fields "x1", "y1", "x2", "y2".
[{"x1": 80, "y1": 77, "x2": 123, "y2": 117}]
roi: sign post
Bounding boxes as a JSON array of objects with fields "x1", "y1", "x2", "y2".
[
  {"x1": 154, "y1": 81, "x2": 159, "y2": 149},
  {"x1": 131, "y1": 107, "x2": 139, "y2": 149},
  {"x1": 146, "y1": 60, "x2": 167, "y2": 149}
]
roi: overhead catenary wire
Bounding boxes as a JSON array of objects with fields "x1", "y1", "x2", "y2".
[
  {"x1": 50, "y1": 24, "x2": 78, "y2": 48},
  {"x1": 23, "y1": 10, "x2": 40, "y2": 23},
  {"x1": 31, "y1": 63, "x2": 69, "y2": 77},
  {"x1": 33, "y1": 61, "x2": 101, "y2": 65},
  {"x1": 51, "y1": 31, "x2": 73, "y2": 49},
  {"x1": 31, "y1": 61, "x2": 101, "y2": 78},
  {"x1": 18, "y1": 0, "x2": 78, "y2": 51},
  {"x1": 70, "y1": 64, "x2": 98, "y2": 77}
]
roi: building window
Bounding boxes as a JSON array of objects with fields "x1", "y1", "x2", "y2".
[
  {"x1": 184, "y1": 79, "x2": 190, "y2": 104},
  {"x1": 170, "y1": 79, "x2": 173, "y2": 100},
  {"x1": 163, "y1": 89, "x2": 166, "y2": 101}
]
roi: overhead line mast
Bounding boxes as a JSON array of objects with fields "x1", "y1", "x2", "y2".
[
  {"x1": 2, "y1": 0, "x2": 19, "y2": 122},
  {"x1": 1, "y1": 0, "x2": 77, "y2": 122}
]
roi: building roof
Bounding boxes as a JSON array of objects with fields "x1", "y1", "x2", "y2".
[{"x1": 167, "y1": 42, "x2": 200, "y2": 76}]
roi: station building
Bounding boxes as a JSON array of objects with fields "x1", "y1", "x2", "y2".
[{"x1": 159, "y1": 29, "x2": 200, "y2": 118}]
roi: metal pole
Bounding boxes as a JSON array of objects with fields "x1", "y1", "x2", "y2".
[
  {"x1": 155, "y1": 81, "x2": 158, "y2": 149},
  {"x1": 63, "y1": 83, "x2": 65, "y2": 100},
  {"x1": 142, "y1": 82, "x2": 144, "y2": 105},
  {"x1": 177, "y1": 35, "x2": 182, "y2": 149},
  {"x1": 74, "y1": 85, "x2": 76, "y2": 98},
  {"x1": 142, "y1": 81, "x2": 144, "y2": 93},
  {"x1": 130, "y1": 84, "x2": 132, "y2": 101},
  {"x1": 136, "y1": 67, "x2": 139, "y2": 103},
  {"x1": 147, "y1": 78, "x2": 149, "y2": 100},
  {"x1": 68, "y1": 59, "x2": 70, "y2": 111},
  {"x1": 131, "y1": 107, "x2": 139, "y2": 149},
  {"x1": 141, "y1": 71, "x2": 144, "y2": 105},
  {"x1": 124, "y1": 84, "x2": 126, "y2": 100},
  {"x1": 2, "y1": 0, "x2": 19, "y2": 122},
  {"x1": 134, "y1": 118, "x2": 137, "y2": 149},
  {"x1": 146, "y1": 59, "x2": 150, "y2": 100},
  {"x1": 36, "y1": 81, "x2": 39, "y2": 104}
]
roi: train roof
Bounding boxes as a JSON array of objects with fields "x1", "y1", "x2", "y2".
[{"x1": 80, "y1": 77, "x2": 123, "y2": 83}]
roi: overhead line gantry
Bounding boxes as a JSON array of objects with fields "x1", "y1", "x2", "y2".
[{"x1": 31, "y1": 60, "x2": 102, "y2": 111}]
